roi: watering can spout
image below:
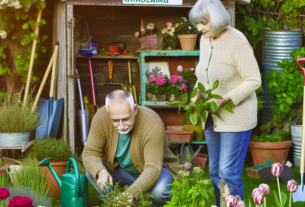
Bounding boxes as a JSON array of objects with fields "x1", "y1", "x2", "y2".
[{"x1": 38, "y1": 158, "x2": 62, "y2": 189}]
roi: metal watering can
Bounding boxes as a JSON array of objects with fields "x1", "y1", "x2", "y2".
[{"x1": 38, "y1": 157, "x2": 89, "y2": 207}]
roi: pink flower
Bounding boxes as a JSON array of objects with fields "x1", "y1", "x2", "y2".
[
  {"x1": 194, "y1": 72, "x2": 196, "y2": 76},
  {"x1": 259, "y1": 183, "x2": 270, "y2": 196},
  {"x1": 170, "y1": 75, "x2": 178, "y2": 84},
  {"x1": 156, "y1": 76, "x2": 166, "y2": 86},
  {"x1": 252, "y1": 188, "x2": 264, "y2": 205},
  {"x1": 0, "y1": 188, "x2": 10, "y2": 200},
  {"x1": 167, "y1": 22, "x2": 172, "y2": 27},
  {"x1": 190, "y1": 68, "x2": 195, "y2": 71},
  {"x1": 177, "y1": 76, "x2": 183, "y2": 82},
  {"x1": 0, "y1": 169, "x2": 5, "y2": 176},
  {"x1": 287, "y1": 179, "x2": 298, "y2": 193},
  {"x1": 225, "y1": 195, "x2": 237, "y2": 207},
  {"x1": 8, "y1": 196, "x2": 33, "y2": 207},
  {"x1": 271, "y1": 163, "x2": 283, "y2": 177},
  {"x1": 182, "y1": 83, "x2": 187, "y2": 89},
  {"x1": 179, "y1": 87, "x2": 183, "y2": 91},
  {"x1": 211, "y1": 206, "x2": 217, "y2": 207},
  {"x1": 148, "y1": 76, "x2": 156, "y2": 83},
  {"x1": 236, "y1": 201, "x2": 246, "y2": 207},
  {"x1": 177, "y1": 65, "x2": 183, "y2": 72},
  {"x1": 179, "y1": 162, "x2": 192, "y2": 169},
  {"x1": 141, "y1": 27, "x2": 145, "y2": 32}
]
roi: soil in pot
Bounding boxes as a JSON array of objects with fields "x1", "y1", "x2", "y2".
[
  {"x1": 248, "y1": 141, "x2": 292, "y2": 166},
  {"x1": 193, "y1": 153, "x2": 208, "y2": 168}
]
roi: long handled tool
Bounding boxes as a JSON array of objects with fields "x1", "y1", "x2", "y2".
[
  {"x1": 125, "y1": 60, "x2": 138, "y2": 103},
  {"x1": 36, "y1": 42, "x2": 63, "y2": 139},
  {"x1": 85, "y1": 54, "x2": 97, "y2": 114},
  {"x1": 104, "y1": 60, "x2": 125, "y2": 89},
  {"x1": 23, "y1": 8, "x2": 43, "y2": 105},
  {"x1": 293, "y1": 57, "x2": 305, "y2": 202},
  {"x1": 75, "y1": 69, "x2": 89, "y2": 146}
]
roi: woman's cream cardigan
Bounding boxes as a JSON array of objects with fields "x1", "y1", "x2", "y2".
[{"x1": 195, "y1": 26, "x2": 261, "y2": 132}]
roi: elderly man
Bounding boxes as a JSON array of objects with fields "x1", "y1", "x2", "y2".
[{"x1": 82, "y1": 90, "x2": 179, "y2": 205}]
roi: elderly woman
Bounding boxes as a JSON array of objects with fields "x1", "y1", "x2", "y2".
[{"x1": 189, "y1": 0, "x2": 261, "y2": 205}]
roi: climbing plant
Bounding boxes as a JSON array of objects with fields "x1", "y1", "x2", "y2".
[{"x1": 0, "y1": 0, "x2": 48, "y2": 99}]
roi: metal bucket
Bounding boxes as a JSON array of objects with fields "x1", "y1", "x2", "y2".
[
  {"x1": 261, "y1": 29, "x2": 303, "y2": 126},
  {"x1": 0, "y1": 132, "x2": 31, "y2": 146},
  {"x1": 290, "y1": 114, "x2": 303, "y2": 167}
]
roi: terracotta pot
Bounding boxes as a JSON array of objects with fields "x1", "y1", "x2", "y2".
[
  {"x1": 193, "y1": 153, "x2": 208, "y2": 168},
  {"x1": 178, "y1": 34, "x2": 198, "y2": 51},
  {"x1": 38, "y1": 160, "x2": 68, "y2": 196},
  {"x1": 248, "y1": 141, "x2": 292, "y2": 166},
  {"x1": 165, "y1": 130, "x2": 195, "y2": 143}
]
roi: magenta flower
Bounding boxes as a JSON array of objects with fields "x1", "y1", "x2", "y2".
[
  {"x1": 225, "y1": 195, "x2": 237, "y2": 207},
  {"x1": 184, "y1": 88, "x2": 187, "y2": 93},
  {"x1": 148, "y1": 76, "x2": 156, "y2": 83},
  {"x1": 8, "y1": 196, "x2": 33, "y2": 207},
  {"x1": 179, "y1": 162, "x2": 192, "y2": 170},
  {"x1": 259, "y1": 183, "x2": 270, "y2": 196},
  {"x1": 236, "y1": 201, "x2": 246, "y2": 207},
  {"x1": 287, "y1": 179, "x2": 298, "y2": 193},
  {"x1": 271, "y1": 163, "x2": 283, "y2": 177},
  {"x1": 179, "y1": 87, "x2": 183, "y2": 91},
  {"x1": 194, "y1": 72, "x2": 196, "y2": 76},
  {"x1": 177, "y1": 76, "x2": 183, "y2": 82},
  {"x1": 177, "y1": 65, "x2": 183, "y2": 72},
  {"x1": 156, "y1": 76, "x2": 166, "y2": 86},
  {"x1": 182, "y1": 83, "x2": 187, "y2": 89},
  {"x1": 170, "y1": 75, "x2": 178, "y2": 83},
  {"x1": 0, "y1": 169, "x2": 5, "y2": 176},
  {"x1": 0, "y1": 188, "x2": 10, "y2": 200},
  {"x1": 190, "y1": 68, "x2": 195, "y2": 71},
  {"x1": 252, "y1": 188, "x2": 264, "y2": 205}
]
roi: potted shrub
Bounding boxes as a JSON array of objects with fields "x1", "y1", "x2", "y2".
[
  {"x1": 162, "y1": 17, "x2": 200, "y2": 51},
  {"x1": 248, "y1": 133, "x2": 292, "y2": 167},
  {"x1": 146, "y1": 75, "x2": 168, "y2": 101},
  {"x1": 165, "y1": 74, "x2": 186, "y2": 102},
  {"x1": 27, "y1": 136, "x2": 73, "y2": 195},
  {"x1": 134, "y1": 23, "x2": 162, "y2": 50},
  {"x1": 0, "y1": 94, "x2": 39, "y2": 147}
]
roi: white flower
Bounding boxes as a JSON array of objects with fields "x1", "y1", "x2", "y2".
[
  {"x1": 147, "y1": 23, "x2": 154, "y2": 30},
  {"x1": 0, "y1": 0, "x2": 9, "y2": 5},
  {"x1": 7, "y1": 0, "x2": 13, "y2": 7},
  {"x1": 203, "y1": 179, "x2": 210, "y2": 185},
  {"x1": 169, "y1": 31, "x2": 174, "y2": 36},
  {"x1": 184, "y1": 171, "x2": 190, "y2": 176},
  {"x1": 134, "y1": 31, "x2": 139, "y2": 38},
  {"x1": 0, "y1": 30, "x2": 7, "y2": 39},
  {"x1": 188, "y1": 26, "x2": 192, "y2": 30},
  {"x1": 161, "y1": 28, "x2": 168, "y2": 34},
  {"x1": 13, "y1": 0, "x2": 22, "y2": 9},
  {"x1": 193, "y1": 166, "x2": 202, "y2": 174},
  {"x1": 167, "y1": 26, "x2": 172, "y2": 30},
  {"x1": 171, "y1": 28, "x2": 175, "y2": 32},
  {"x1": 181, "y1": 17, "x2": 187, "y2": 22},
  {"x1": 140, "y1": 27, "x2": 145, "y2": 32},
  {"x1": 167, "y1": 22, "x2": 172, "y2": 27},
  {"x1": 175, "y1": 23, "x2": 180, "y2": 28}
]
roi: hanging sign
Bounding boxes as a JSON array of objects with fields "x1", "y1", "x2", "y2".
[{"x1": 123, "y1": 0, "x2": 183, "y2": 5}]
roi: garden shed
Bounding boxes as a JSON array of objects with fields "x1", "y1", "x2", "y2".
[{"x1": 51, "y1": 0, "x2": 236, "y2": 151}]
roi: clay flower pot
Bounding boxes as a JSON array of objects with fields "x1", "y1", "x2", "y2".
[
  {"x1": 248, "y1": 141, "x2": 292, "y2": 167},
  {"x1": 178, "y1": 34, "x2": 198, "y2": 51},
  {"x1": 193, "y1": 153, "x2": 208, "y2": 168},
  {"x1": 165, "y1": 129, "x2": 195, "y2": 143}
]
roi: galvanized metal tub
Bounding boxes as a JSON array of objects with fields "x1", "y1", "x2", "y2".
[
  {"x1": 290, "y1": 114, "x2": 302, "y2": 167},
  {"x1": 0, "y1": 132, "x2": 31, "y2": 146},
  {"x1": 261, "y1": 29, "x2": 303, "y2": 126}
]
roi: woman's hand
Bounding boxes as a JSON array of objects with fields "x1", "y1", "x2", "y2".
[
  {"x1": 207, "y1": 94, "x2": 230, "y2": 113},
  {"x1": 190, "y1": 90, "x2": 202, "y2": 105}
]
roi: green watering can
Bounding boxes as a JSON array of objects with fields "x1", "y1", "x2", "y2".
[{"x1": 38, "y1": 157, "x2": 89, "y2": 207}]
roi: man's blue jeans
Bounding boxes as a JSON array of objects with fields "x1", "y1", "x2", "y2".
[
  {"x1": 86, "y1": 165, "x2": 173, "y2": 205},
  {"x1": 205, "y1": 115, "x2": 252, "y2": 207}
]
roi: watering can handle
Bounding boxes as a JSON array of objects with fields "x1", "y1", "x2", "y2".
[
  {"x1": 297, "y1": 58, "x2": 305, "y2": 86},
  {"x1": 105, "y1": 41, "x2": 126, "y2": 54},
  {"x1": 191, "y1": 145, "x2": 204, "y2": 163},
  {"x1": 66, "y1": 158, "x2": 81, "y2": 198}
]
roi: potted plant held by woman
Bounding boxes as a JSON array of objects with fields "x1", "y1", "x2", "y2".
[
  {"x1": 27, "y1": 136, "x2": 73, "y2": 195},
  {"x1": 0, "y1": 94, "x2": 39, "y2": 147},
  {"x1": 146, "y1": 75, "x2": 168, "y2": 101}
]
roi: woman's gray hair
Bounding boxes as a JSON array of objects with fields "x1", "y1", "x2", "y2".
[
  {"x1": 105, "y1": 90, "x2": 135, "y2": 111},
  {"x1": 189, "y1": 0, "x2": 230, "y2": 35}
]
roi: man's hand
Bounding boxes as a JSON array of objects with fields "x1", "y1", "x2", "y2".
[
  {"x1": 97, "y1": 169, "x2": 113, "y2": 191},
  {"x1": 207, "y1": 94, "x2": 230, "y2": 113}
]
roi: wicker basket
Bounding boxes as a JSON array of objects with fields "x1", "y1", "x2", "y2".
[{"x1": 246, "y1": 166, "x2": 260, "y2": 179}]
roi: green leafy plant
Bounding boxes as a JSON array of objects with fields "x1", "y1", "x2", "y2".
[
  {"x1": 162, "y1": 17, "x2": 200, "y2": 50},
  {"x1": 0, "y1": 93, "x2": 39, "y2": 132},
  {"x1": 27, "y1": 136, "x2": 73, "y2": 162},
  {"x1": 134, "y1": 23, "x2": 156, "y2": 38},
  {"x1": 164, "y1": 167, "x2": 214, "y2": 207},
  {"x1": 168, "y1": 81, "x2": 234, "y2": 126},
  {"x1": 264, "y1": 47, "x2": 305, "y2": 127},
  {"x1": 0, "y1": 0, "x2": 48, "y2": 98},
  {"x1": 250, "y1": 133, "x2": 284, "y2": 143},
  {"x1": 11, "y1": 158, "x2": 50, "y2": 197},
  {"x1": 0, "y1": 170, "x2": 11, "y2": 188},
  {"x1": 177, "y1": 67, "x2": 197, "y2": 92},
  {"x1": 146, "y1": 75, "x2": 168, "y2": 99},
  {"x1": 165, "y1": 75, "x2": 186, "y2": 97},
  {"x1": 256, "y1": 86, "x2": 265, "y2": 112}
]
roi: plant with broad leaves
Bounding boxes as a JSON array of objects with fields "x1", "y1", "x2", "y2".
[{"x1": 168, "y1": 80, "x2": 234, "y2": 126}]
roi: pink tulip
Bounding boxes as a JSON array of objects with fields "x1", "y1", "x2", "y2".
[
  {"x1": 225, "y1": 195, "x2": 237, "y2": 207},
  {"x1": 236, "y1": 201, "x2": 246, "y2": 207},
  {"x1": 177, "y1": 76, "x2": 183, "y2": 82},
  {"x1": 177, "y1": 65, "x2": 183, "y2": 72},
  {"x1": 179, "y1": 87, "x2": 183, "y2": 91},
  {"x1": 252, "y1": 188, "x2": 264, "y2": 205},
  {"x1": 148, "y1": 76, "x2": 156, "y2": 83},
  {"x1": 190, "y1": 68, "x2": 195, "y2": 71},
  {"x1": 170, "y1": 75, "x2": 178, "y2": 84},
  {"x1": 156, "y1": 76, "x2": 166, "y2": 86},
  {"x1": 287, "y1": 179, "x2": 298, "y2": 193},
  {"x1": 271, "y1": 163, "x2": 283, "y2": 177},
  {"x1": 259, "y1": 183, "x2": 270, "y2": 196}
]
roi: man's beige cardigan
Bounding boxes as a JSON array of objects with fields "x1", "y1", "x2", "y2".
[
  {"x1": 195, "y1": 26, "x2": 262, "y2": 132},
  {"x1": 82, "y1": 106, "x2": 179, "y2": 200}
]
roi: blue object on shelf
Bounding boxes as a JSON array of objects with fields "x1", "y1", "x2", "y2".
[{"x1": 80, "y1": 43, "x2": 98, "y2": 57}]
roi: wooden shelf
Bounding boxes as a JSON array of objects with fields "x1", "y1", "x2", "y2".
[
  {"x1": 76, "y1": 55, "x2": 138, "y2": 60},
  {"x1": 142, "y1": 101, "x2": 179, "y2": 108},
  {"x1": 170, "y1": 141, "x2": 207, "y2": 145}
]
